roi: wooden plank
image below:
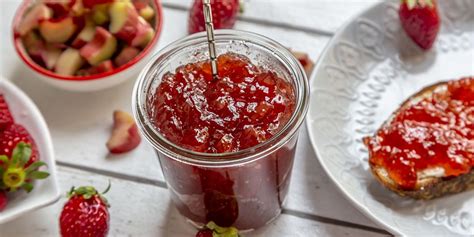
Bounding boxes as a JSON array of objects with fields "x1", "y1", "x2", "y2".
[
  {"x1": 0, "y1": 167, "x2": 388, "y2": 237},
  {"x1": 161, "y1": 0, "x2": 382, "y2": 34},
  {"x1": 1, "y1": 2, "x2": 381, "y2": 232}
]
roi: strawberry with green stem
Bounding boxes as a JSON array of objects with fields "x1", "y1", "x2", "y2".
[
  {"x1": 0, "y1": 142, "x2": 49, "y2": 192},
  {"x1": 399, "y1": 0, "x2": 440, "y2": 50},
  {"x1": 59, "y1": 183, "x2": 111, "y2": 237}
]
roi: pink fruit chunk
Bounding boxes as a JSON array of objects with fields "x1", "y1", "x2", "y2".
[
  {"x1": 131, "y1": 17, "x2": 155, "y2": 47},
  {"x1": 55, "y1": 48, "x2": 85, "y2": 76},
  {"x1": 82, "y1": 0, "x2": 114, "y2": 9},
  {"x1": 109, "y1": 2, "x2": 155, "y2": 47},
  {"x1": 80, "y1": 27, "x2": 117, "y2": 66},
  {"x1": 22, "y1": 31, "x2": 47, "y2": 66},
  {"x1": 77, "y1": 60, "x2": 114, "y2": 76},
  {"x1": 106, "y1": 110, "x2": 141, "y2": 154},
  {"x1": 42, "y1": 45, "x2": 63, "y2": 69},
  {"x1": 42, "y1": 0, "x2": 75, "y2": 18},
  {"x1": 133, "y1": 1, "x2": 155, "y2": 21},
  {"x1": 71, "y1": 24, "x2": 96, "y2": 48},
  {"x1": 114, "y1": 46, "x2": 140, "y2": 67},
  {"x1": 17, "y1": 3, "x2": 52, "y2": 36},
  {"x1": 39, "y1": 16, "x2": 79, "y2": 43}
]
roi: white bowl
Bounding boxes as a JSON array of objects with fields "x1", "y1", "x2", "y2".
[
  {"x1": 0, "y1": 78, "x2": 60, "y2": 224},
  {"x1": 12, "y1": 0, "x2": 164, "y2": 92}
]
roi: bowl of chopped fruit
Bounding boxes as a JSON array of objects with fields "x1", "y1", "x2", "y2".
[{"x1": 12, "y1": 0, "x2": 163, "y2": 92}]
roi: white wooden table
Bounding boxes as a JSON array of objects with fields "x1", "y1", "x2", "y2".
[{"x1": 0, "y1": 1, "x2": 392, "y2": 236}]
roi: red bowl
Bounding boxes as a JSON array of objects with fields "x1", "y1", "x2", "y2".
[{"x1": 12, "y1": 0, "x2": 163, "y2": 91}]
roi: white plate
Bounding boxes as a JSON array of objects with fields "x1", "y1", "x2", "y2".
[
  {"x1": 0, "y1": 78, "x2": 60, "y2": 224},
  {"x1": 307, "y1": 0, "x2": 474, "y2": 236}
]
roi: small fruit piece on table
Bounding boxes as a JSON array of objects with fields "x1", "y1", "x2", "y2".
[
  {"x1": 399, "y1": 0, "x2": 440, "y2": 50},
  {"x1": 188, "y1": 0, "x2": 240, "y2": 34},
  {"x1": 195, "y1": 221, "x2": 240, "y2": 237},
  {"x1": 59, "y1": 184, "x2": 110, "y2": 237},
  {"x1": 0, "y1": 142, "x2": 49, "y2": 193},
  {"x1": 39, "y1": 16, "x2": 80, "y2": 43},
  {"x1": 80, "y1": 27, "x2": 117, "y2": 66},
  {"x1": 109, "y1": 1, "x2": 155, "y2": 47},
  {"x1": 290, "y1": 50, "x2": 314, "y2": 76},
  {"x1": 106, "y1": 110, "x2": 141, "y2": 154},
  {"x1": 16, "y1": 3, "x2": 52, "y2": 36},
  {"x1": 114, "y1": 46, "x2": 140, "y2": 67},
  {"x1": 55, "y1": 48, "x2": 85, "y2": 76},
  {"x1": 0, "y1": 95, "x2": 14, "y2": 131}
]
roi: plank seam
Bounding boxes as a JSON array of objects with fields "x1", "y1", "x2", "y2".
[
  {"x1": 161, "y1": 2, "x2": 335, "y2": 37},
  {"x1": 56, "y1": 161, "x2": 390, "y2": 235}
]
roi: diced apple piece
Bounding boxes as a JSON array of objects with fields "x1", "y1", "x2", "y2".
[
  {"x1": 139, "y1": 6, "x2": 155, "y2": 22},
  {"x1": 71, "y1": 24, "x2": 96, "y2": 48},
  {"x1": 133, "y1": 1, "x2": 155, "y2": 22},
  {"x1": 39, "y1": 17, "x2": 78, "y2": 43},
  {"x1": 114, "y1": 46, "x2": 140, "y2": 67},
  {"x1": 55, "y1": 48, "x2": 85, "y2": 76},
  {"x1": 77, "y1": 60, "x2": 114, "y2": 76},
  {"x1": 130, "y1": 17, "x2": 155, "y2": 47},
  {"x1": 80, "y1": 27, "x2": 117, "y2": 66},
  {"x1": 41, "y1": 45, "x2": 63, "y2": 69},
  {"x1": 92, "y1": 4, "x2": 110, "y2": 25},
  {"x1": 109, "y1": 2, "x2": 154, "y2": 47},
  {"x1": 17, "y1": 4, "x2": 52, "y2": 36},
  {"x1": 106, "y1": 110, "x2": 141, "y2": 154}
]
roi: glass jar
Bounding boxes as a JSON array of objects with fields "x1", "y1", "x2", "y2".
[{"x1": 132, "y1": 30, "x2": 309, "y2": 231}]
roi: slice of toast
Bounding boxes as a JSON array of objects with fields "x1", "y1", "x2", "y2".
[{"x1": 365, "y1": 77, "x2": 474, "y2": 200}]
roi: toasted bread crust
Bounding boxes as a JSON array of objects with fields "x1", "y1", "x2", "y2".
[
  {"x1": 367, "y1": 78, "x2": 474, "y2": 199},
  {"x1": 371, "y1": 165, "x2": 474, "y2": 200}
]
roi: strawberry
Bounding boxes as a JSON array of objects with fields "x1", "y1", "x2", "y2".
[
  {"x1": 0, "y1": 190, "x2": 7, "y2": 211},
  {"x1": 195, "y1": 221, "x2": 239, "y2": 237},
  {"x1": 0, "y1": 124, "x2": 39, "y2": 167},
  {"x1": 399, "y1": 0, "x2": 440, "y2": 50},
  {"x1": 0, "y1": 142, "x2": 49, "y2": 193},
  {"x1": 59, "y1": 184, "x2": 111, "y2": 237},
  {"x1": 188, "y1": 0, "x2": 240, "y2": 34},
  {"x1": 0, "y1": 95, "x2": 14, "y2": 131}
]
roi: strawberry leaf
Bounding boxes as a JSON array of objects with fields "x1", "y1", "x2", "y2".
[
  {"x1": 0, "y1": 155, "x2": 8, "y2": 164},
  {"x1": 29, "y1": 171, "x2": 50, "y2": 179},
  {"x1": 25, "y1": 161, "x2": 48, "y2": 174},
  {"x1": 22, "y1": 182, "x2": 34, "y2": 193},
  {"x1": 11, "y1": 142, "x2": 32, "y2": 167}
]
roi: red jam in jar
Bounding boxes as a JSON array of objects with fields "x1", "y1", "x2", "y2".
[
  {"x1": 364, "y1": 77, "x2": 474, "y2": 190},
  {"x1": 148, "y1": 52, "x2": 297, "y2": 229}
]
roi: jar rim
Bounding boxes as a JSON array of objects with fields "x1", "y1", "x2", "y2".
[{"x1": 132, "y1": 29, "x2": 310, "y2": 167}]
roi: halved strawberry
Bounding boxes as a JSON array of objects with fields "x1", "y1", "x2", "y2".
[
  {"x1": 399, "y1": 0, "x2": 440, "y2": 50},
  {"x1": 0, "y1": 124, "x2": 39, "y2": 167},
  {"x1": 0, "y1": 95, "x2": 14, "y2": 131},
  {"x1": 0, "y1": 142, "x2": 49, "y2": 192}
]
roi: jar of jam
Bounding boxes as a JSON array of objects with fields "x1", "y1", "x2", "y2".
[{"x1": 132, "y1": 30, "x2": 309, "y2": 231}]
